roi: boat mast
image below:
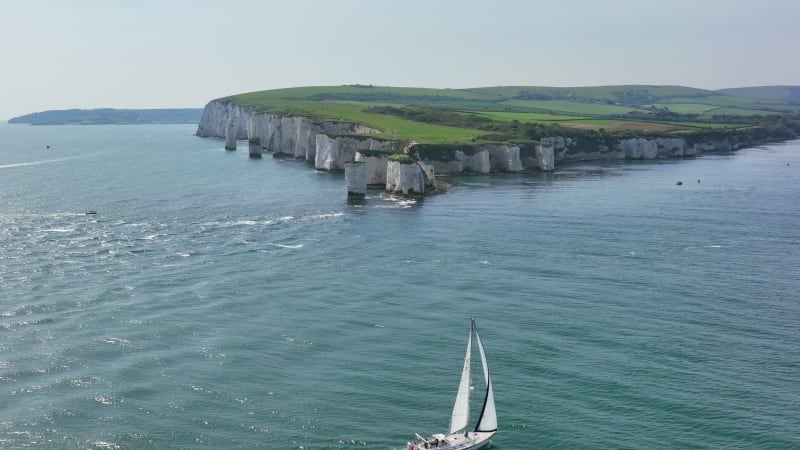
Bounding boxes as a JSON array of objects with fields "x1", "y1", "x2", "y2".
[{"x1": 466, "y1": 319, "x2": 474, "y2": 434}]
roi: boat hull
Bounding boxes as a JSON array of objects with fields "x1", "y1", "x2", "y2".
[{"x1": 410, "y1": 431, "x2": 495, "y2": 450}]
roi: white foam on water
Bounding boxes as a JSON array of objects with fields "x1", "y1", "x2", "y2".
[
  {"x1": 269, "y1": 243, "x2": 304, "y2": 249},
  {"x1": 0, "y1": 155, "x2": 93, "y2": 170},
  {"x1": 301, "y1": 212, "x2": 344, "y2": 221},
  {"x1": 40, "y1": 227, "x2": 75, "y2": 233}
]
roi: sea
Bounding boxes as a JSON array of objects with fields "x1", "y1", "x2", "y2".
[{"x1": 1, "y1": 123, "x2": 798, "y2": 449}]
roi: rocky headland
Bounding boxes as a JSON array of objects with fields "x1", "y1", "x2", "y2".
[{"x1": 196, "y1": 98, "x2": 789, "y2": 197}]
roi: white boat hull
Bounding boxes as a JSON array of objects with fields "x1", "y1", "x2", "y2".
[{"x1": 409, "y1": 431, "x2": 495, "y2": 450}]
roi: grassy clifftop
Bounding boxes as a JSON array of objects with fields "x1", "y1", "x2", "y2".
[{"x1": 221, "y1": 84, "x2": 800, "y2": 144}]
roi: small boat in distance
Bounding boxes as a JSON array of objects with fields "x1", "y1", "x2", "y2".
[
  {"x1": 85, "y1": 211, "x2": 97, "y2": 215},
  {"x1": 407, "y1": 319, "x2": 497, "y2": 450}
]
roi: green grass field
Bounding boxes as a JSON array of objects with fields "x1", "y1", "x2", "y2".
[
  {"x1": 465, "y1": 84, "x2": 709, "y2": 100},
  {"x1": 499, "y1": 99, "x2": 647, "y2": 115},
  {"x1": 655, "y1": 103, "x2": 719, "y2": 115},
  {"x1": 664, "y1": 121, "x2": 747, "y2": 129},
  {"x1": 465, "y1": 111, "x2": 587, "y2": 122}
]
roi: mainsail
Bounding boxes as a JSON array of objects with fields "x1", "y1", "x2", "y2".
[
  {"x1": 447, "y1": 319, "x2": 497, "y2": 435},
  {"x1": 473, "y1": 322, "x2": 497, "y2": 432},
  {"x1": 448, "y1": 321, "x2": 473, "y2": 434}
]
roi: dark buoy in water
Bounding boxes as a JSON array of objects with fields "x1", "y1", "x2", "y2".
[
  {"x1": 676, "y1": 181, "x2": 683, "y2": 186},
  {"x1": 46, "y1": 145, "x2": 50, "y2": 149},
  {"x1": 697, "y1": 179, "x2": 701, "y2": 183}
]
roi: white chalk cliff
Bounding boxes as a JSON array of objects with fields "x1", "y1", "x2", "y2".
[
  {"x1": 197, "y1": 99, "x2": 760, "y2": 196},
  {"x1": 386, "y1": 161, "x2": 430, "y2": 195},
  {"x1": 315, "y1": 135, "x2": 397, "y2": 171},
  {"x1": 197, "y1": 100, "x2": 378, "y2": 161},
  {"x1": 344, "y1": 161, "x2": 367, "y2": 196},
  {"x1": 355, "y1": 151, "x2": 393, "y2": 185},
  {"x1": 420, "y1": 149, "x2": 491, "y2": 175},
  {"x1": 486, "y1": 144, "x2": 524, "y2": 172}
]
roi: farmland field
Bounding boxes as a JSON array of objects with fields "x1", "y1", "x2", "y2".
[
  {"x1": 558, "y1": 120, "x2": 692, "y2": 132},
  {"x1": 499, "y1": 99, "x2": 646, "y2": 115}
]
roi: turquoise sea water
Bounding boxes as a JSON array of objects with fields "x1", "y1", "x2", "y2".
[{"x1": 1, "y1": 123, "x2": 798, "y2": 449}]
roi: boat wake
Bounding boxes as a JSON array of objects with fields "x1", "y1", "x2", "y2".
[{"x1": 0, "y1": 155, "x2": 95, "y2": 170}]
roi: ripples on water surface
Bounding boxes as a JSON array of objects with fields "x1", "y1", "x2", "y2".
[{"x1": 1, "y1": 124, "x2": 798, "y2": 449}]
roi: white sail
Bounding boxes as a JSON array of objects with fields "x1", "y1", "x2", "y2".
[
  {"x1": 407, "y1": 319, "x2": 497, "y2": 450},
  {"x1": 448, "y1": 321, "x2": 473, "y2": 435},
  {"x1": 474, "y1": 325, "x2": 497, "y2": 432}
]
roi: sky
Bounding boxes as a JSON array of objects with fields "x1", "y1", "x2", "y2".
[{"x1": 1, "y1": 0, "x2": 798, "y2": 119}]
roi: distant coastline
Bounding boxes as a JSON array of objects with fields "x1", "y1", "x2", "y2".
[{"x1": 8, "y1": 108, "x2": 203, "y2": 125}]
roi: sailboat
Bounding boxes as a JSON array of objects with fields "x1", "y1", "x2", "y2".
[{"x1": 407, "y1": 319, "x2": 497, "y2": 450}]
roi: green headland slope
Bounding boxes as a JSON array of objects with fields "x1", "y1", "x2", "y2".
[{"x1": 220, "y1": 84, "x2": 800, "y2": 145}]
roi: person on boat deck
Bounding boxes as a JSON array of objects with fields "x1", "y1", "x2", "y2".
[{"x1": 417, "y1": 438, "x2": 441, "y2": 449}]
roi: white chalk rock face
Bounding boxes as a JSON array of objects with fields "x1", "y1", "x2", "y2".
[
  {"x1": 315, "y1": 134, "x2": 353, "y2": 171},
  {"x1": 618, "y1": 138, "x2": 659, "y2": 159},
  {"x1": 654, "y1": 138, "x2": 687, "y2": 157},
  {"x1": 355, "y1": 152, "x2": 390, "y2": 185},
  {"x1": 276, "y1": 117, "x2": 317, "y2": 159},
  {"x1": 248, "y1": 138, "x2": 262, "y2": 157},
  {"x1": 486, "y1": 144, "x2": 524, "y2": 172},
  {"x1": 421, "y1": 159, "x2": 462, "y2": 175},
  {"x1": 691, "y1": 138, "x2": 736, "y2": 153},
  {"x1": 386, "y1": 160, "x2": 425, "y2": 195},
  {"x1": 460, "y1": 149, "x2": 491, "y2": 173},
  {"x1": 246, "y1": 114, "x2": 323, "y2": 159},
  {"x1": 345, "y1": 162, "x2": 367, "y2": 196},
  {"x1": 197, "y1": 101, "x2": 248, "y2": 139},
  {"x1": 225, "y1": 118, "x2": 237, "y2": 150},
  {"x1": 415, "y1": 149, "x2": 491, "y2": 175},
  {"x1": 418, "y1": 162, "x2": 435, "y2": 187},
  {"x1": 536, "y1": 144, "x2": 555, "y2": 171},
  {"x1": 539, "y1": 136, "x2": 575, "y2": 153},
  {"x1": 539, "y1": 136, "x2": 613, "y2": 163},
  {"x1": 198, "y1": 100, "x2": 382, "y2": 161},
  {"x1": 316, "y1": 135, "x2": 397, "y2": 171}
]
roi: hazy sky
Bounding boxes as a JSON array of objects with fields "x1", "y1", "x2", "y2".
[{"x1": 1, "y1": 0, "x2": 798, "y2": 119}]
